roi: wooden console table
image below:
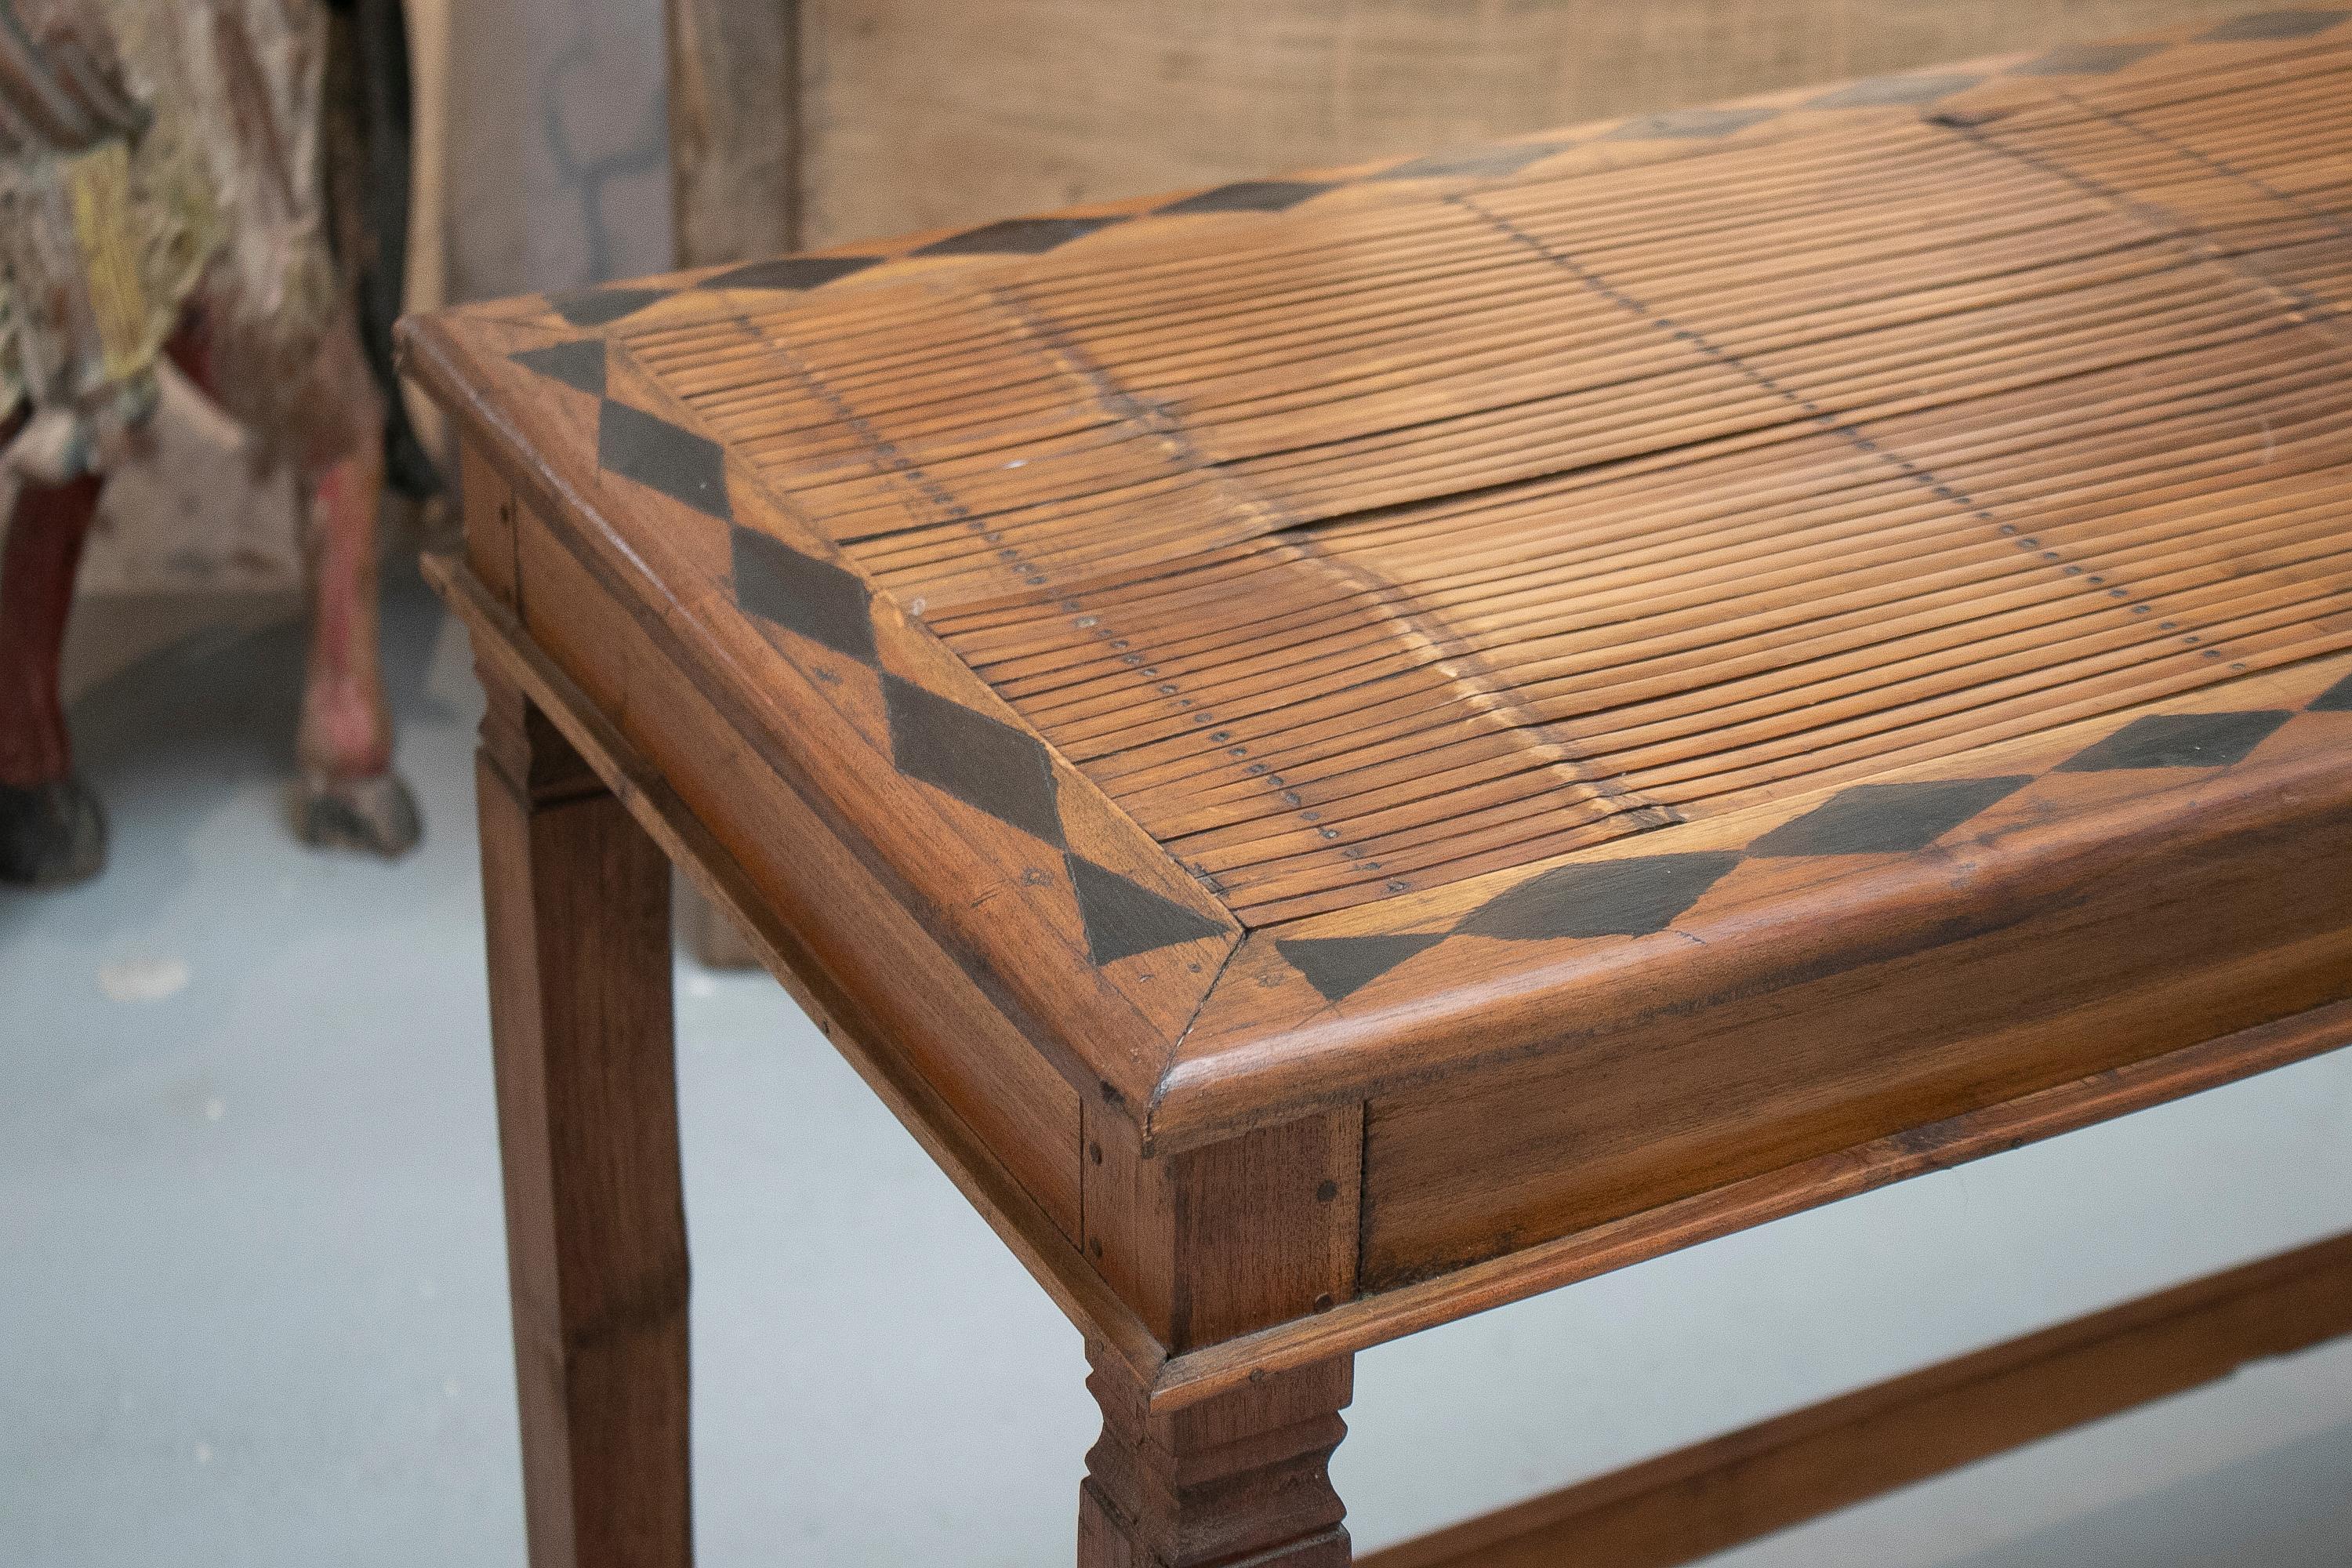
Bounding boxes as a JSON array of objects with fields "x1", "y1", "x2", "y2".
[{"x1": 402, "y1": 13, "x2": 2352, "y2": 1563}]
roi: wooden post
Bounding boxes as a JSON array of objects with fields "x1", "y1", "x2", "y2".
[
  {"x1": 1079, "y1": 1105, "x2": 1362, "y2": 1565},
  {"x1": 665, "y1": 0, "x2": 800, "y2": 267}
]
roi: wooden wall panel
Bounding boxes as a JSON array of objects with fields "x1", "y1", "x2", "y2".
[{"x1": 793, "y1": 0, "x2": 2256, "y2": 245}]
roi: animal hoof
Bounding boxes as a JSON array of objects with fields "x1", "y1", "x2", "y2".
[
  {"x1": 0, "y1": 776, "x2": 108, "y2": 887},
  {"x1": 292, "y1": 769, "x2": 423, "y2": 858}
]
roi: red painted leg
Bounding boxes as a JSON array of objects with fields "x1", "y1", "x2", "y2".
[
  {"x1": 0, "y1": 470, "x2": 108, "y2": 886},
  {"x1": 167, "y1": 303, "x2": 421, "y2": 857},
  {"x1": 289, "y1": 324, "x2": 419, "y2": 856}
]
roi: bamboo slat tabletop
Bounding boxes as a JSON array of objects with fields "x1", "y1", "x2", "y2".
[{"x1": 405, "y1": 8, "x2": 2352, "y2": 1140}]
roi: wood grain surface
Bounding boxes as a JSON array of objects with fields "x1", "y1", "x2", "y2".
[{"x1": 1150, "y1": 993, "x2": 2352, "y2": 1409}]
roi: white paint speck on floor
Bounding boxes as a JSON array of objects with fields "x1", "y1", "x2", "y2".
[
  {"x1": 95, "y1": 954, "x2": 194, "y2": 1005},
  {"x1": 3, "y1": 571, "x2": 2349, "y2": 1566}
]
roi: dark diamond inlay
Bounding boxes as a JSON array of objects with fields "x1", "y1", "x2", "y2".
[
  {"x1": 1455, "y1": 851, "x2": 1745, "y2": 942},
  {"x1": 698, "y1": 255, "x2": 881, "y2": 292},
  {"x1": 1806, "y1": 73, "x2": 1985, "y2": 109},
  {"x1": 1067, "y1": 855, "x2": 1226, "y2": 966},
  {"x1": 1276, "y1": 933, "x2": 1447, "y2": 1004},
  {"x1": 913, "y1": 216, "x2": 1126, "y2": 256},
  {"x1": 731, "y1": 526, "x2": 877, "y2": 665},
  {"x1": 1748, "y1": 776, "x2": 2032, "y2": 858},
  {"x1": 598, "y1": 401, "x2": 731, "y2": 521},
  {"x1": 883, "y1": 673, "x2": 1064, "y2": 846},
  {"x1": 2056, "y1": 710, "x2": 2292, "y2": 772},
  {"x1": 551, "y1": 286, "x2": 670, "y2": 327},
  {"x1": 1606, "y1": 107, "x2": 1778, "y2": 140},
  {"x1": 1157, "y1": 180, "x2": 1338, "y2": 215},
  {"x1": 2014, "y1": 42, "x2": 2164, "y2": 75},
  {"x1": 1376, "y1": 141, "x2": 1566, "y2": 181},
  {"x1": 2311, "y1": 671, "x2": 2352, "y2": 712},
  {"x1": 2199, "y1": 9, "x2": 2347, "y2": 41},
  {"x1": 510, "y1": 339, "x2": 607, "y2": 397}
]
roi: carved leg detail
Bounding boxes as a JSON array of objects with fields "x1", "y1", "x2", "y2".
[
  {"x1": 1080, "y1": 1346, "x2": 1352, "y2": 1568},
  {"x1": 0, "y1": 471, "x2": 107, "y2": 886}
]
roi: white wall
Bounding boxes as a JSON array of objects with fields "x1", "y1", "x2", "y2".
[{"x1": 444, "y1": 0, "x2": 674, "y2": 302}]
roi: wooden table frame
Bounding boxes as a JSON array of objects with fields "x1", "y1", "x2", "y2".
[
  {"x1": 429, "y1": 539, "x2": 2352, "y2": 1566},
  {"x1": 405, "y1": 14, "x2": 2352, "y2": 1561}
]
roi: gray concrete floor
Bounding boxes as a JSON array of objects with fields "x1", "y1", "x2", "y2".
[{"x1": 4, "y1": 571, "x2": 2350, "y2": 1566}]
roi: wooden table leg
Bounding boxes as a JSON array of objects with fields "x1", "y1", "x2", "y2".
[
  {"x1": 1080, "y1": 1346, "x2": 1353, "y2": 1567},
  {"x1": 477, "y1": 669, "x2": 691, "y2": 1568},
  {"x1": 1076, "y1": 1102, "x2": 1361, "y2": 1566}
]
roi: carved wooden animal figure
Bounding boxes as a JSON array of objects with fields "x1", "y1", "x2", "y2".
[{"x1": 0, "y1": 0, "x2": 419, "y2": 885}]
